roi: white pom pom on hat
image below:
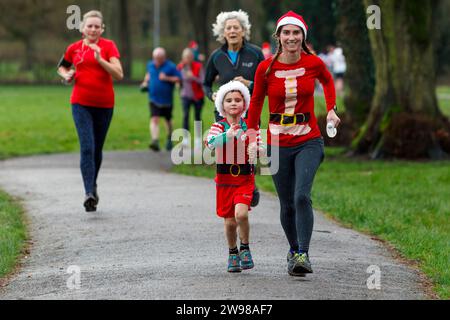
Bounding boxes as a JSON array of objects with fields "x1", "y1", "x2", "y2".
[{"x1": 215, "y1": 80, "x2": 251, "y2": 118}]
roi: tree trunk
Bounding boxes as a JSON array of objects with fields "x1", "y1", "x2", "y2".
[
  {"x1": 184, "y1": 0, "x2": 211, "y2": 57},
  {"x1": 336, "y1": 0, "x2": 374, "y2": 127},
  {"x1": 354, "y1": 0, "x2": 447, "y2": 159},
  {"x1": 119, "y1": 0, "x2": 132, "y2": 80},
  {"x1": 282, "y1": 0, "x2": 337, "y2": 51},
  {"x1": 260, "y1": 0, "x2": 282, "y2": 41}
]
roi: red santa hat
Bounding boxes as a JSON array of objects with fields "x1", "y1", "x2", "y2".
[
  {"x1": 215, "y1": 81, "x2": 250, "y2": 118},
  {"x1": 276, "y1": 11, "x2": 308, "y2": 39},
  {"x1": 189, "y1": 40, "x2": 198, "y2": 48}
]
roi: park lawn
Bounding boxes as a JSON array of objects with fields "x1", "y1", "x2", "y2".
[
  {"x1": 437, "y1": 86, "x2": 450, "y2": 117},
  {"x1": 0, "y1": 191, "x2": 27, "y2": 278},
  {"x1": 0, "y1": 85, "x2": 448, "y2": 298},
  {"x1": 0, "y1": 85, "x2": 156, "y2": 159},
  {"x1": 0, "y1": 85, "x2": 339, "y2": 159}
]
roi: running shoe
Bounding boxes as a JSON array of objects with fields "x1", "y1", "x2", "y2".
[
  {"x1": 227, "y1": 254, "x2": 242, "y2": 273},
  {"x1": 166, "y1": 139, "x2": 173, "y2": 151},
  {"x1": 84, "y1": 193, "x2": 97, "y2": 212},
  {"x1": 287, "y1": 251, "x2": 294, "y2": 262},
  {"x1": 250, "y1": 187, "x2": 260, "y2": 207},
  {"x1": 149, "y1": 141, "x2": 160, "y2": 152},
  {"x1": 239, "y1": 249, "x2": 254, "y2": 270},
  {"x1": 288, "y1": 253, "x2": 313, "y2": 276},
  {"x1": 93, "y1": 185, "x2": 99, "y2": 204}
]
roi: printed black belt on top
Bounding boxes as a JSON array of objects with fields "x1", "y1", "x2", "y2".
[
  {"x1": 270, "y1": 112, "x2": 310, "y2": 126},
  {"x1": 217, "y1": 164, "x2": 253, "y2": 177}
]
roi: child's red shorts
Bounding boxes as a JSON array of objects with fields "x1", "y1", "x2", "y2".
[{"x1": 216, "y1": 182, "x2": 255, "y2": 219}]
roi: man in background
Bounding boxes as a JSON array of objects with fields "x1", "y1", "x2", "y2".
[{"x1": 141, "y1": 47, "x2": 181, "y2": 151}]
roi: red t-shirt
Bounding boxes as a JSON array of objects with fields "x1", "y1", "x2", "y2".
[
  {"x1": 247, "y1": 52, "x2": 336, "y2": 147},
  {"x1": 64, "y1": 38, "x2": 120, "y2": 108}
]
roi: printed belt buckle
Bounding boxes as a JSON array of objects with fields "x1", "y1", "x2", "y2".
[
  {"x1": 230, "y1": 164, "x2": 241, "y2": 177},
  {"x1": 280, "y1": 113, "x2": 296, "y2": 126}
]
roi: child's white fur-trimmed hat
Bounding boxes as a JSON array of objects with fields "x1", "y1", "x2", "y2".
[{"x1": 215, "y1": 80, "x2": 251, "y2": 118}]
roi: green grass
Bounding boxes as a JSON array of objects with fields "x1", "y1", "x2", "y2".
[
  {"x1": 437, "y1": 86, "x2": 450, "y2": 117},
  {"x1": 437, "y1": 86, "x2": 450, "y2": 94},
  {"x1": 0, "y1": 85, "x2": 339, "y2": 159},
  {"x1": 313, "y1": 158, "x2": 450, "y2": 299},
  {"x1": 0, "y1": 85, "x2": 172, "y2": 158},
  {"x1": 0, "y1": 191, "x2": 27, "y2": 278},
  {"x1": 0, "y1": 85, "x2": 449, "y2": 298}
]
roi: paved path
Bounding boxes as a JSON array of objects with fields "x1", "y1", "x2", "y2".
[{"x1": 0, "y1": 151, "x2": 429, "y2": 299}]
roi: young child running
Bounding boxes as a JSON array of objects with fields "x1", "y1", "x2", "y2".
[{"x1": 206, "y1": 81, "x2": 263, "y2": 273}]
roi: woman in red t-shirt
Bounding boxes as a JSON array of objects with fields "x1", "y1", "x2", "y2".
[
  {"x1": 247, "y1": 11, "x2": 341, "y2": 276},
  {"x1": 57, "y1": 10, "x2": 123, "y2": 212}
]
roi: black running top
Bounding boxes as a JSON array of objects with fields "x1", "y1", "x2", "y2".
[{"x1": 203, "y1": 41, "x2": 265, "y2": 101}]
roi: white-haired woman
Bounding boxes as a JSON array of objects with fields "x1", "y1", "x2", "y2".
[
  {"x1": 58, "y1": 10, "x2": 123, "y2": 212},
  {"x1": 204, "y1": 10, "x2": 265, "y2": 122},
  {"x1": 204, "y1": 10, "x2": 265, "y2": 207}
]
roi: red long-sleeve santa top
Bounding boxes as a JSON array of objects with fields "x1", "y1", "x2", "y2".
[
  {"x1": 247, "y1": 52, "x2": 336, "y2": 147},
  {"x1": 206, "y1": 118, "x2": 262, "y2": 186}
]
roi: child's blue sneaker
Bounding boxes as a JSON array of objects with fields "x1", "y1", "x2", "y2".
[
  {"x1": 239, "y1": 249, "x2": 254, "y2": 270},
  {"x1": 227, "y1": 254, "x2": 242, "y2": 273}
]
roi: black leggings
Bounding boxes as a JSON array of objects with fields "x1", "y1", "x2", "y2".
[
  {"x1": 269, "y1": 138, "x2": 325, "y2": 253},
  {"x1": 72, "y1": 104, "x2": 113, "y2": 195},
  {"x1": 182, "y1": 97, "x2": 203, "y2": 131}
]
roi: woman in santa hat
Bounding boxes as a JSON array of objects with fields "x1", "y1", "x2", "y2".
[{"x1": 246, "y1": 11, "x2": 341, "y2": 276}]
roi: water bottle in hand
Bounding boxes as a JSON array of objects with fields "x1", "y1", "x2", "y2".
[{"x1": 326, "y1": 121, "x2": 337, "y2": 138}]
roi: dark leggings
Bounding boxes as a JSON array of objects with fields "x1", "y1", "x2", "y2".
[
  {"x1": 269, "y1": 138, "x2": 325, "y2": 253},
  {"x1": 72, "y1": 104, "x2": 113, "y2": 195},
  {"x1": 182, "y1": 97, "x2": 203, "y2": 131}
]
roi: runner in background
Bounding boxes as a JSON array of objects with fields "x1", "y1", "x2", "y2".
[
  {"x1": 141, "y1": 47, "x2": 181, "y2": 152},
  {"x1": 58, "y1": 10, "x2": 123, "y2": 212}
]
